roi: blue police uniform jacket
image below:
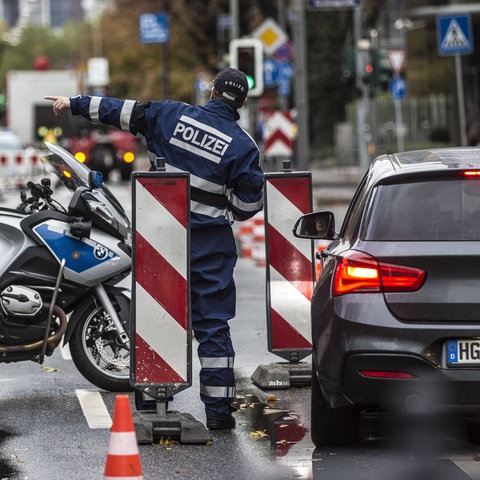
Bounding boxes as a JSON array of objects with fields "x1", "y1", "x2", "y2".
[{"x1": 70, "y1": 96, "x2": 264, "y2": 227}]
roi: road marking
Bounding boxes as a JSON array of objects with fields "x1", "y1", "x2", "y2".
[{"x1": 76, "y1": 389, "x2": 112, "y2": 429}]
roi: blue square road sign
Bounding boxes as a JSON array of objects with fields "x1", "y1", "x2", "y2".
[
  {"x1": 139, "y1": 13, "x2": 169, "y2": 44},
  {"x1": 437, "y1": 14, "x2": 472, "y2": 56}
]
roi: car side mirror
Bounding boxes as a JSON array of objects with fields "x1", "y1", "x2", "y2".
[{"x1": 292, "y1": 211, "x2": 335, "y2": 239}]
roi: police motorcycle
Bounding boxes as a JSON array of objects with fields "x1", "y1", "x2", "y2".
[{"x1": 0, "y1": 141, "x2": 131, "y2": 392}]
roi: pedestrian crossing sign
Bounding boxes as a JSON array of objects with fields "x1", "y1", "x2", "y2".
[{"x1": 437, "y1": 14, "x2": 473, "y2": 56}]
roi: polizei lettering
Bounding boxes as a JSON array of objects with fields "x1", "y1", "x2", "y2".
[{"x1": 169, "y1": 115, "x2": 232, "y2": 164}]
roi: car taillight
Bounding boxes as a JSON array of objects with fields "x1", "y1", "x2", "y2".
[
  {"x1": 123, "y1": 151, "x2": 135, "y2": 163},
  {"x1": 333, "y1": 250, "x2": 425, "y2": 296}
]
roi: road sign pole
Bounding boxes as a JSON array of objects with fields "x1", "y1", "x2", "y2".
[
  {"x1": 455, "y1": 53, "x2": 467, "y2": 146},
  {"x1": 290, "y1": 0, "x2": 310, "y2": 170},
  {"x1": 394, "y1": 99, "x2": 404, "y2": 152},
  {"x1": 354, "y1": 6, "x2": 371, "y2": 172},
  {"x1": 437, "y1": 14, "x2": 472, "y2": 146}
]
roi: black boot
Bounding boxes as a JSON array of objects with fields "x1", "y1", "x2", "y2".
[{"x1": 206, "y1": 412, "x2": 236, "y2": 430}]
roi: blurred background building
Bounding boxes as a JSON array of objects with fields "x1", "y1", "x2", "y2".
[{"x1": 0, "y1": 0, "x2": 110, "y2": 30}]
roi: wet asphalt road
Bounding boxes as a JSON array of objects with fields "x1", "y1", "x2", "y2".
[
  {"x1": 1, "y1": 180, "x2": 480, "y2": 479},
  {"x1": 0, "y1": 254, "x2": 313, "y2": 480}
]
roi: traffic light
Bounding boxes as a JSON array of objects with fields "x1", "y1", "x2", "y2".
[
  {"x1": 229, "y1": 38, "x2": 264, "y2": 97},
  {"x1": 342, "y1": 47, "x2": 356, "y2": 86},
  {"x1": 371, "y1": 48, "x2": 393, "y2": 93}
]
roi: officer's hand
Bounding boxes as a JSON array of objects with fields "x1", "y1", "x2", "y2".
[{"x1": 43, "y1": 96, "x2": 70, "y2": 116}]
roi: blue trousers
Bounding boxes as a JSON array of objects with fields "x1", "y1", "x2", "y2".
[{"x1": 191, "y1": 224, "x2": 237, "y2": 415}]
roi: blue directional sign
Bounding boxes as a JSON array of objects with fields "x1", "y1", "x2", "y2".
[
  {"x1": 389, "y1": 75, "x2": 407, "y2": 101},
  {"x1": 279, "y1": 62, "x2": 293, "y2": 82},
  {"x1": 437, "y1": 14, "x2": 472, "y2": 56},
  {"x1": 263, "y1": 58, "x2": 281, "y2": 87},
  {"x1": 139, "y1": 13, "x2": 169, "y2": 44},
  {"x1": 263, "y1": 59, "x2": 293, "y2": 89}
]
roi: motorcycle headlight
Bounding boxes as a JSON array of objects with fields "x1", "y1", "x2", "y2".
[{"x1": 85, "y1": 199, "x2": 117, "y2": 227}]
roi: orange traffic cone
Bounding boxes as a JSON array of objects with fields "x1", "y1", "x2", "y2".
[{"x1": 104, "y1": 395, "x2": 143, "y2": 480}]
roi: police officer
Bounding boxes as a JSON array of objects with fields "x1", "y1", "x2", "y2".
[{"x1": 45, "y1": 67, "x2": 263, "y2": 430}]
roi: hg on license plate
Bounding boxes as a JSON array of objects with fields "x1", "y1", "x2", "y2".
[{"x1": 447, "y1": 339, "x2": 480, "y2": 365}]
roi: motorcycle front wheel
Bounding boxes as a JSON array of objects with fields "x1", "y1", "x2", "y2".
[{"x1": 69, "y1": 300, "x2": 132, "y2": 392}]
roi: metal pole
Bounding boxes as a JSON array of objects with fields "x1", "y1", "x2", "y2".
[
  {"x1": 277, "y1": 0, "x2": 286, "y2": 31},
  {"x1": 354, "y1": 6, "x2": 370, "y2": 172},
  {"x1": 162, "y1": 43, "x2": 169, "y2": 99},
  {"x1": 455, "y1": 53, "x2": 467, "y2": 146},
  {"x1": 291, "y1": 0, "x2": 310, "y2": 170},
  {"x1": 230, "y1": 0, "x2": 239, "y2": 39},
  {"x1": 394, "y1": 99, "x2": 405, "y2": 152},
  {"x1": 277, "y1": 0, "x2": 289, "y2": 112},
  {"x1": 161, "y1": 1, "x2": 169, "y2": 99}
]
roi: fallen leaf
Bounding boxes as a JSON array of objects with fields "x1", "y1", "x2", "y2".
[
  {"x1": 40, "y1": 365, "x2": 57, "y2": 373},
  {"x1": 249, "y1": 429, "x2": 269, "y2": 439}
]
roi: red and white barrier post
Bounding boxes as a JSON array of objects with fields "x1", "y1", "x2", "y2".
[
  {"x1": 251, "y1": 168, "x2": 315, "y2": 389},
  {"x1": 131, "y1": 166, "x2": 211, "y2": 444}
]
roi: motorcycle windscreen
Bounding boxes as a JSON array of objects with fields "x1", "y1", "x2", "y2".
[{"x1": 41, "y1": 142, "x2": 91, "y2": 191}]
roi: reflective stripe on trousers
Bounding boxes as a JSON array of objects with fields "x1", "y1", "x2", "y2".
[
  {"x1": 200, "y1": 356, "x2": 235, "y2": 369},
  {"x1": 200, "y1": 385, "x2": 236, "y2": 399}
]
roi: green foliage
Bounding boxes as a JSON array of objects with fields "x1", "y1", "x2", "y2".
[{"x1": 0, "y1": 22, "x2": 86, "y2": 91}]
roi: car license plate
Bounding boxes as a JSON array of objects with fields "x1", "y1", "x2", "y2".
[{"x1": 447, "y1": 339, "x2": 480, "y2": 365}]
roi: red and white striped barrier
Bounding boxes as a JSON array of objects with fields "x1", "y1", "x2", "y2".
[
  {"x1": 235, "y1": 212, "x2": 267, "y2": 267},
  {"x1": 131, "y1": 172, "x2": 212, "y2": 445},
  {"x1": 251, "y1": 172, "x2": 314, "y2": 389},
  {"x1": 264, "y1": 173, "x2": 314, "y2": 358},
  {"x1": 0, "y1": 149, "x2": 45, "y2": 190},
  {"x1": 237, "y1": 219, "x2": 254, "y2": 258},
  {"x1": 251, "y1": 213, "x2": 266, "y2": 267},
  {"x1": 132, "y1": 173, "x2": 191, "y2": 389}
]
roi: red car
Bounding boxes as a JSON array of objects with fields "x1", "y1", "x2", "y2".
[{"x1": 70, "y1": 126, "x2": 136, "y2": 181}]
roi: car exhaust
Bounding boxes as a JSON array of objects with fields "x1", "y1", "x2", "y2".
[{"x1": 404, "y1": 393, "x2": 426, "y2": 414}]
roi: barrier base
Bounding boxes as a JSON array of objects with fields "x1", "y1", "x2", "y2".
[
  {"x1": 134, "y1": 400, "x2": 212, "y2": 445},
  {"x1": 251, "y1": 361, "x2": 311, "y2": 389}
]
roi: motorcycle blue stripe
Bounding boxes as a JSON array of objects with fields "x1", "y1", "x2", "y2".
[{"x1": 33, "y1": 223, "x2": 117, "y2": 273}]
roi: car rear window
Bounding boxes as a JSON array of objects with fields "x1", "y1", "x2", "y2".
[{"x1": 364, "y1": 178, "x2": 480, "y2": 241}]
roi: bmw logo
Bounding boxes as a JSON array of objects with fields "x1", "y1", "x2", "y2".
[{"x1": 94, "y1": 244, "x2": 108, "y2": 260}]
